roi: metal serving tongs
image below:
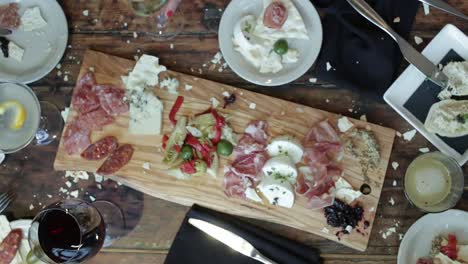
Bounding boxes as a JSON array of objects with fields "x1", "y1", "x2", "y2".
[
  {"x1": 418, "y1": 0, "x2": 468, "y2": 21},
  {"x1": 346, "y1": 0, "x2": 449, "y2": 89}
]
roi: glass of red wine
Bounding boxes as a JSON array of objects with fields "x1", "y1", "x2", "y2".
[{"x1": 28, "y1": 199, "x2": 106, "y2": 263}]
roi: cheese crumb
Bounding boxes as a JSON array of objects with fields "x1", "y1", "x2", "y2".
[
  {"x1": 393, "y1": 17, "x2": 400, "y2": 23},
  {"x1": 70, "y1": 190, "x2": 79, "y2": 198},
  {"x1": 29, "y1": 204, "x2": 34, "y2": 210},
  {"x1": 142, "y1": 162, "x2": 151, "y2": 170},
  {"x1": 61, "y1": 107, "x2": 69, "y2": 121},
  {"x1": 211, "y1": 51, "x2": 223, "y2": 64},
  {"x1": 64, "y1": 75, "x2": 69, "y2": 82},
  {"x1": 389, "y1": 197, "x2": 395, "y2": 206},
  {"x1": 210, "y1": 97, "x2": 220, "y2": 108},
  {"x1": 382, "y1": 227, "x2": 397, "y2": 239},
  {"x1": 184, "y1": 84, "x2": 193, "y2": 91},
  {"x1": 326, "y1": 62, "x2": 333, "y2": 71},
  {"x1": 399, "y1": 233, "x2": 404, "y2": 240},
  {"x1": 423, "y1": 3, "x2": 430, "y2": 15},
  {"x1": 89, "y1": 195, "x2": 96, "y2": 202},
  {"x1": 222, "y1": 91, "x2": 230, "y2": 97},
  {"x1": 345, "y1": 225, "x2": 353, "y2": 234},
  {"x1": 359, "y1": 115, "x2": 367, "y2": 122},
  {"x1": 94, "y1": 173, "x2": 104, "y2": 183},
  {"x1": 392, "y1": 180, "x2": 397, "y2": 187},
  {"x1": 419, "y1": 147, "x2": 430, "y2": 153},
  {"x1": 392, "y1": 162, "x2": 399, "y2": 170},
  {"x1": 337, "y1": 117, "x2": 354, "y2": 133},
  {"x1": 170, "y1": 43, "x2": 174, "y2": 49},
  {"x1": 160, "y1": 78, "x2": 180, "y2": 94},
  {"x1": 321, "y1": 227, "x2": 330, "y2": 234},
  {"x1": 133, "y1": 32, "x2": 138, "y2": 39},
  {"x1": 396, "y1": 131, "x2": 402, "y2": 137},
  {"x1": 309, "y1": 78, "x2": 317, "y2": 83},
  {"x1": 249, "y1": 103, "x2": 257, "y2": 110},
  {"x1": 414, "y1": 36, "x2": 423, "y2": 45},
  {"x1": 65, "y1": 181, "x2": 72, "y2": 188},
  {"x1": 403, "y1": 129, "x2": 417, "y2": 141},
  {"x1": 66, "y1": 171, "x2": 89, "y2": 182},
  {"x1": 89, "y1": 67, "x2": 95, "y2": 72},
  {"x1": 83, "y1": 10, "x2": 89, "y2": 16},
  {"x1": 47, "y1": 194, "x2": 52, "y2": 198}
]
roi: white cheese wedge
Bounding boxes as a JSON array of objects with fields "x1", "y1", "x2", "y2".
[
  {"x1": 21, "y1": 7, "x2": 47, "y2": 31},
  {"x1": 253, "y1": 0, "x2": 309, "y2": 41},
  {"x1": 337, "y1": 117, "x2": 354, "y2": 133},
  {"x1": 245, "y1": 187, "x2": 263, "y2": 203},
  {"x1": 258, "y1": 175, "x2": 294, "y2": 208},
  {"x1": 282, "y1": 49, "x2": 299, "y2": 64},
  {"x1": 262, "y1": 155, "x2": 298, "y2": 183},
  {"x1": 125, "y1": 54, "x2": 167, "y2": 92},
  {"x1": 127, "y1": 91, "x2": 163, "y2": 135},
  {"x1": 335, "y1": 177, "x2": 362, "y2": 204},
  {"x1": 266, "y1": 135, "x2": 304, "y2": 164},
  {"x1": 8, "y1": 41, "x2": 24, "y2": 62}
]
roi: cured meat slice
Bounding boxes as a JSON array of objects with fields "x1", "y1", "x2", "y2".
[
  {"x1": 223, "y1": 169, "x2": 250, "y2": 198},
  {"x1": 97, "y1": 144, "x2": 134, "y2": 175},
  {"x1": 75, "y1": 108, "x2": 114, "y2": 131},
  {"x1": 94, "y1": 84, "x2": 129, "y2": 116},
  {"x1": 244, "y1": 120, "x2": 268, "y2": 144},
  {"x1": 72, "y1": 72, "x2": 100, "y2": 114},
  {"x1": 0, "y1": 229, "x2": 22, "y2": 264},
  {"x1": 234, "y1": 134, "x2": 266, "y2": 156},
  {"x1": 304, "y1": 120, "x2": 340, "y2": 146},
  {"x1": 81, "y1": 136, "x2": 118, "y2": 160},
  {"x1": 0, "y1": 3, "x2": 20, "y2": 30},
  {"x1": 231, "y1": 152, "x2": 268, "y2": 181},
  {"x1": 263, "y1": 2, "x2": 288, "y2": 29},
  {"x1": 63, "y1": 122, "x2": 91, "y2": 155}
]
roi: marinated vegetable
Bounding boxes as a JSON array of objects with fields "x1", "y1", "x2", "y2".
[
  {"x1": 217, "y1": 139, "x2": 234, "y2": 156},
  {"x1": 273, "y1": 39, "x2": 288, "y2": 56}
]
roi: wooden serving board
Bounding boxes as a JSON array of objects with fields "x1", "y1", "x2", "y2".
[{"x1": 54, "y1": 50, "x2": 395, "y2": 251}]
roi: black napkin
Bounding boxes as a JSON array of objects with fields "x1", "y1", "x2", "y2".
[
  {"x1": 311, "y1": 0, "x2": 420, "y2": 97},
  {"x1": 164, "y1": 205, "x2": 322, "y2": 264}
]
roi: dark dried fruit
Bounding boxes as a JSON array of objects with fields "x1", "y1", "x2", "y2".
[
  {"x1": 324, "y1": 199, "x2": 364, "y2": 229},
  {"x1": 223, "y1": 93, "x2": 236, "y2": 108}
]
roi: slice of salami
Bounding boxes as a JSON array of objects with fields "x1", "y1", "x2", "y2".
[
  {"x1": 97, "y1": 144, "x2": 134, "y2": 175},
  {"x1": 75, "y1": 107, "x2": 114, "y2": 131},
  {"x1": 81, "y1": 136, "x2": 118, "y2": 160},
  {"x1": 94, "y1": 84, "x2": 129, "y2": 116},
  {"x1": 263, "y1": 2, "x2": 288, "y2": 29},
  {"x1": 71, "y1": 72, "x2": 100, "y2": 114},
  {"x1": 0, "y1": 229, "x2": 22, "y2": 264}
]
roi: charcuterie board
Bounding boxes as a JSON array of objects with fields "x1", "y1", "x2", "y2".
[{"x1": 54, "y1": 50, "x2": 395, "y2": 251}]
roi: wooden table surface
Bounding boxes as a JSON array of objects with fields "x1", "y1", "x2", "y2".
[{"x1": 0, "y1": 0, "x2": 467, "y2": 263}]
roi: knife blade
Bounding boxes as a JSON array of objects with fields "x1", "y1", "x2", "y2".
[
  {"x1": 0, "y1": 27, "x2": 11, "y2": 36},
  {"x1": 419, "y1": 0, "x2": 468, "y2": 21},
  {"x1": 188, "y1": 218, "x2": 278, "y2": 264},
  {"x1": 346, "y1": 0, "x2": 449, "y2": 89}
]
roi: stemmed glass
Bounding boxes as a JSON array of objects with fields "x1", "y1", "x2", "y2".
[
  {"x1": 28, "y1": 199, "x2": 125, "y2": 264},
  {"x1": 0, "y1": 82, "x2": 63, "y2": 154},
  {"x1": 127, "y1": 0, "x2": 185, "y2": 40}
]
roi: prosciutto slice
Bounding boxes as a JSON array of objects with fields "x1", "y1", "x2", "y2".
[
  {"x1": 71, "y1": 72, "x2": 100, "y2": 114},
  {"x1": 94, "y1": 84, "x2": 129, "y2": 116},
  {"x1": 297, "y1": 120, "x2": 343, "y2": 209},
  {"x1": 63, "y1": 121, "x2": 91, "y2": 155},
  {"x1": 75, "y1": 107, "x2": 114, "y2": 131},
  {"x1": 223, "y1": 120, "x2": 269, "y2": 198}
]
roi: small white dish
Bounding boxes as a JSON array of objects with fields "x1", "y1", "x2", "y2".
[
  {"x1": 219, "y1": 0, "x2": 323, "y2": 86},
  {"x1": 398, "y1": 209, "x2": 468, "y2": 264},
  {"x1": 0, "y1": 152, "x2": 4, "y2": 164},
  {"x1": 384, "y1": 24, "x2": 468, "y2": 165},
  {"x1": 0, "y1": 0, "x2": 68, "y2": 84}
]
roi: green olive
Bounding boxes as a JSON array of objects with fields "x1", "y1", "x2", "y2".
[
  {"x1": 216, "y1": 139, "x2": 234, "y2": 156},
  {"x1": 273, "y1": 39, "x2": 289, "y2": 56},
  {"x1": 180, "y1": 145, "x2": 194, "y2": 160}
]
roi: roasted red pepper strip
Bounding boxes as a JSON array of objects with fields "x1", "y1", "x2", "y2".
[
  {"x1": 185, "y1": 135, "x2": 213, "y2": 166},
  {"x1": 210, "y1": 109, "x2": 225, "y2": 144},
  {"x1": 440, "y1": 234, "x2": 458, "y2": 260},
  {"x1": 162, "y1": 135, "x2": 169, "y2": 150},
  {"x1": 180, "y1": 160, "x2": 196, "y2": 174},
  {"x1": 169, "y1": 96, "x2": 184, "y2": 126}
]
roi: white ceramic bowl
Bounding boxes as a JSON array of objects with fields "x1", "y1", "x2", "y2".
[
  {"x1": 219, "y1": 0, "x2": 323, "y2": 86},
  {"x1": 398, "y1": 210, "x2": 468, "y2": 264}
]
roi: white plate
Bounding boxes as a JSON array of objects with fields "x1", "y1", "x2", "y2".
[
  {"x1": 0, "y1": 0, "x2": 68, "y2": 84},
  {"x1": 398, "y1": 209, "x2": 468, "y2": 264},
  {"x1": 219, "y1": 0, "x2": 323, "y2": 86},
  {"x1": 383, "y1": 24, "x2": 468, "y2": 165}
]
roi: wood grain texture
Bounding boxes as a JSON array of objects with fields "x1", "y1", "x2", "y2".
[{"x1": 53, "y1": 50, "x2": 395, "y2": 251}]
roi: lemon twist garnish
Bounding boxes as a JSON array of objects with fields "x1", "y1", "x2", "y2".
[{"x1": 0, "y1": 100, "x2": 27, "y2": 130}]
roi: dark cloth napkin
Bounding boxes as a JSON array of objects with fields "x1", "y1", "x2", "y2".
[
  {"x1": 310, "y1": 0, "x2": 420, "y2": 97},
  {"x1": 164, "y1": 205, "x2": 322, "y2": 264}
]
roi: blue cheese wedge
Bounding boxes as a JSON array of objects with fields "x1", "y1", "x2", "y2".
[
  {"x1": 262, "y1": 155, "x2": 298, "y2": 184},
  {"x1": 127, "y1": 90, "x2": 163, "y2": 135},
  {"x1": 258, "y1": 175, "x2": 294, "y2": 208},
  {"x1": 335, "y1": 177, "x2": 362, "y2": 204},
  {"x1": 245, "y1": 187, "x2": 263, "y2": 203},
  {"x1": 266, "y1": 135, "x2": 304, "y2": 164},
  {"x1": 8, "y1": 41, "x2": 24, "y2": 62},
  {"x1": 21, "y1": 7, "x2": 47, "y2": 31}
]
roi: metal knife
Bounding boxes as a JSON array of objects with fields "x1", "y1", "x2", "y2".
[
  {"x1": 188, "y1": 218, "x2": 278, "y2": 264},
  {"x1": 346, "y1": 0, "x2": 449, "y2": 89},
  {"x1": 0, "y1": 27, "x2": 11, "y2": 36},
  {"x1": 419, "y1": 0, "x2": 468, "y2": 21}
]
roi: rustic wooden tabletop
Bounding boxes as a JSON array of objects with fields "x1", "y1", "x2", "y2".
[{"x1": 0, "y1": 0, "x2": 467, "y2": 263}]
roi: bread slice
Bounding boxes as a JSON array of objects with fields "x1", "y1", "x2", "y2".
[
  {"x1": 425, "y1": 99, "x2": 468, "y2": 138},
  {"x1": 438, "y1": 61, "x2": 468, "y2": 99}
]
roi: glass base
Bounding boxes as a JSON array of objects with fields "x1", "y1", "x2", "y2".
[
  {"x1": 34, "y1": 101, "x2": 63, "y2": 146},
  {"x1": 146, "y1": 7, "x2": 185, "y2": 41},
  {"x1": 93, "y1": 200, "x2": 126, "y2": 247}
]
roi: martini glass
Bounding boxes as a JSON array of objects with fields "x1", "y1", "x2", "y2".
[
  {"x1": 0, "y1": 82, "x2": 62, "y2": 154},
  {"x1": 128, "y1": 0, "x2": 185, "y2": 41}
]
